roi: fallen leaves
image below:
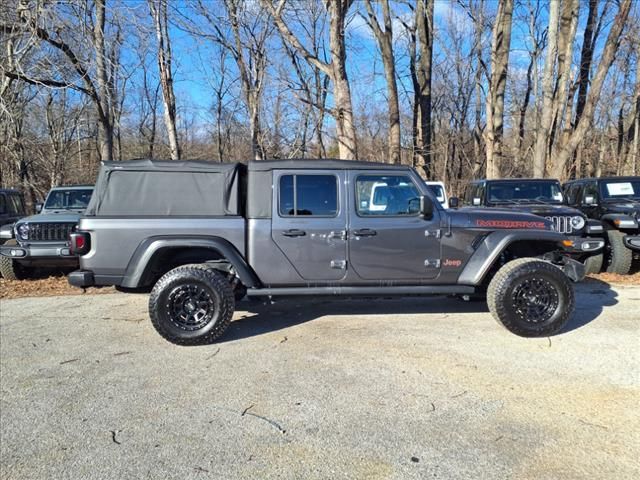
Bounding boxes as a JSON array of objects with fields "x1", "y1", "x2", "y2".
[{"x1": 1, "y1": 275, "x2": 115, "y2": 299}]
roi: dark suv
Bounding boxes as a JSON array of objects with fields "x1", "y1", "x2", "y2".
[
  {"x1": 564, "y1": 177, "x2": 640, "y2": 274},
  {"x1": 460, "y1": 179, "x2": 605, "y2": 273},
  {"x1": 0, "y1": 189, "x2": 28, "y2": 233}
]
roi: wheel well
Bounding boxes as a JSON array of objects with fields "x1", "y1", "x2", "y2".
[
  {"x1": 139, "y1": 247, "x2": 227, "y2": 287},
  {"x1": 480, "y1": 240, "x2": 561, "y2": 287}
]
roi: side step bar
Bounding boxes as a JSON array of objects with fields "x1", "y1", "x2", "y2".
[{"x1": 246, "y1": 285, "x2": 475, "y2": 297}]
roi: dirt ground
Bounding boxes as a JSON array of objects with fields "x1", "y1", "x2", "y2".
[{"x1": 1, "y1": 282, "x2": 638, "y2": 480}]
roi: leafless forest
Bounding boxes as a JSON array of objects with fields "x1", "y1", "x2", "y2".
[{"x1": 0, "y1": 0, "x2": 638, "y2": 204}]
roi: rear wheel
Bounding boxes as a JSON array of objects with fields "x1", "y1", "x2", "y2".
[
  {"x1": 605, "y1": 230, "x2": 633, "y2": 274},
  {"x1": 149, "y1": 264, "x2": 235, "y2": 345},
  {"x1": 487, "y1": 258, "x2": 574, "y2": 337},
  {"x1": 0, "y1": 241, "x2": 32, "y2": 280}
]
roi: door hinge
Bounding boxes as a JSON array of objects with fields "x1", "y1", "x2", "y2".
[
  {"x1": 424, "y1": 229, "x2": 442, "y2": 238},
  {"x1": 424, "y1": 259, "x2": 441, "y2": 268},
  {"x1": 330, "y1": 259, "x2": 347, "y2": 269}
]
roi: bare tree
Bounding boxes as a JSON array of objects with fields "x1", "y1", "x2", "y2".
[
  {"x1": 550, "y1": 0, "x2": 632, "y2": 178},
  {"x1": 484, "y1": 0, "x2": 514, "y2": 179},
  {"x1": 148, "y1": 0, "x2": 180, "y2": 160},
  {"x1": 362, "y1": 0, "x2": 400, "y2": 164},
  {"x1": 1, "y1": 0, "x2": 119, "y2": 161},
  {"x1": 184, "y1": 0, "x2": 272, "y2": 160},
  {"x1": 262, "y1": 0, "x2": 358, "y2": 159}
]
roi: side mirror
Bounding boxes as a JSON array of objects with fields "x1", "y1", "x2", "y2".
[
  {"x1": 449, "y1": 197, "x2": 460, "y2": 209},
  {"x1": 0, "y1": 224, "x2": 14, "y2": 240},
  {"x1": 584, "y1": 195, "x2": 596, "y2": 206},
  {"x1": 420, "y1": 195, "x2": 434, "y2": 219},
  {"x1": 35, "y1": 203, "x2": 43, "y2": 213},
  {"x1": 472, "y1": 197, "x2": 481, "y2": 206}
]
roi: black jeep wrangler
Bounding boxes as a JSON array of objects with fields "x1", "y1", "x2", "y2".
[
  {"x1": 459, "y1": 179, "x2": 605, "y2": 273},
  {"x1": 564, "y1": 177, "x2": 640, "y2": 274},
  {"x1": 69, "y1": 159, "x2": 601, "y2": 345}
]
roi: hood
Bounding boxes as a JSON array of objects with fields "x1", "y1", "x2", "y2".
[
  {"x1": 16, "y1": 212, "x2": 83, "y2": 225},
  {"x1": 450, "y1": 208, "x2": 553, "y2": 230},
  {"x1": 485, "y1": 203, "x2": 583, "y2": 217},
  {"x1": 602, "y1": 200, "x2": 640, "y2": 218}
]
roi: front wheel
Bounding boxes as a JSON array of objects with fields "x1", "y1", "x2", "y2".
[
  {"x1": 605, "y1": 230, "x2": 633, "y2": 274},
  {"x1": 148, "y1": 264, "x2": 235, "y2": 345},
  {"x1": 487, "y1": 258, "x2": 574, "y2": 337},
  {"x1": 0, "y1": 241, "x2": 32, "y2": 280}
]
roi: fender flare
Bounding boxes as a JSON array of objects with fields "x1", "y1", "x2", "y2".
[
  {"x1": 458, "y1": 230, "x2": 569, "y2": 285},
  {"x1": 122, "y1": 235, "x2": 261, "y2": 288}
]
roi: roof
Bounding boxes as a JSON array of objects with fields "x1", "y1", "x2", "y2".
[
  {"x1": 0, "y1": 188, "x2": 23, "y2": 194},
  {"x1": 50, "y1": 185, "x2": 94, "y2": 190},
  {"x1": 564, "y1": 176, "x2": 640, "y2": 183},
  {"x1": 101, "y1": 159, "x2": 240, "y2": 173},
  {"x1": 474, "y1": 178, "x2": 561, "y2": 183},
  {"x1": 247, "y1": 159, "x2": 410, "y2": 172}
]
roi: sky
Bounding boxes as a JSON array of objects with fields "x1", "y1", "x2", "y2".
[{"x1": 111, "y1": 0, "x2": 624, "y2": 135}]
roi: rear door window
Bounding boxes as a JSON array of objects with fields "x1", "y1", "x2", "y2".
[{"x1": 278, "y1": 174, "x2": 338, "y2": 217}]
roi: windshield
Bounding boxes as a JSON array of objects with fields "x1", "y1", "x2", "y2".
[
  {"x1": 427, "y1": 184, "x2": 445, "y2": 202},
  {"x1": 44, "y1": 189, "x2": 93, "y2": 210},
  {"x1": 487, "y1": 181, "x2": 563, "y2": 204},
  {"x1": 600, "y1": 179, "x2": 640, "y2": 200}
]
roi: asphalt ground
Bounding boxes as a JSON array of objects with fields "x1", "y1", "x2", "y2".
[{"x1": 1, "y1": 280, "x2": 639, "y2": 479}]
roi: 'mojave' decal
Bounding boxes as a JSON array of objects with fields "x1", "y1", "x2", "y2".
[{"x1": 476, "y1": 219, "x2": 546, "y2": 229}]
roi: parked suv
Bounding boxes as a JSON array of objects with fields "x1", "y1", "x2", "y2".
[
  {"x1": 564, "y1": 177, "x2": 640, "y2": 274},
  {"x1": 69, "y1": 159, "x2": 603, "y2": 345},
  {"x1": 460, "y1": 179, "x2": 605, "y2": 273},
  {"x1": 0, "y1": 185, "x2": 93, "y2": 279},
  {"x1": 0, "y1": 189, "x2": 28, "y2": 235}
]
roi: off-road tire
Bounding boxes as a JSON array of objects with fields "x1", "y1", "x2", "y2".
[
  {"x1": 605, "y1": 230, "x2": 633, "y2": 274},
  {"x1": 584, "y1": 253, "x2": 604, "y2": 275},
  {"x1": 149, "y1": 264, "x2": 235, "y2": 345},
  {"x1": 487, "y1": 258, "x2": 574, "y2": 337},
  {"x1": 0, "y1": 240, "x2": 32, "y2": 280}
]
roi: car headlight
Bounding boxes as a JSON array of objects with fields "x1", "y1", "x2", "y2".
[
  {"x1": 16, "y1": 223, "x2": 29, "y2": 241},
  {"x1": 570, "y1": 216, "x2": 585, "y2": 230}
]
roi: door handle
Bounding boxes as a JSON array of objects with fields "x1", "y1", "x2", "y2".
[
  {"x1": 353, "y1": 228, "x2": 377, "y2": 237},
  {"x1": 282, "y1": 229, "x2": 306, "y2": 237}
]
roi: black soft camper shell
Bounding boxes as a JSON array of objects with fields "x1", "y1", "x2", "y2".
[{"x1": 86, "y1": 158, "x2": 411, "y2": 218}]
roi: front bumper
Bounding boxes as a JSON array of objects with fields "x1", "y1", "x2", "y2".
[
  {"x1": 623, "y1": 234, "x2": 640, "y2": 251},
  {"x1": 563, "y1": 235, "x2": 605, "y2": 254},
  {"x1": 0, "y1": 243, "x2": 76, "y2": 265}
]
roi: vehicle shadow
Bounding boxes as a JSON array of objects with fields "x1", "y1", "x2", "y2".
[
  {"x1": 221, "y1": 295, "x2": 488, "y2": 343},
  {"x1": 562, "y1": 278, "x2": 619, "y2": 333},
  {"x1": 219, "y1": 278, "x2": 619, "y2": 343}
]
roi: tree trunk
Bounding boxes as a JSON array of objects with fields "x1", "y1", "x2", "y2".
[
  {"x1": 484, "y1": 0, "x2": 514, "y2": 179},
  {"x1": 149, "y1": 0, "x2": 181, "y2": 160},
  {"x1": 94, "y1": 0, "x2": 114, "y2": 162},
  {"x1": 327, "y1": 0, "x2": 357, "y2": 159},
  {"x1": 415, "y1": 0, "x2": 434, "y2": 177},
  {"x1": 363, "y1": 0, "x2": 400, "y2": 164},
  {"x1": 532, "y1": 0, "x2": 559, "y2": 177},
  {"x1": 551, "y1": 0, "x2": 632, "y2": 178},
  {"x1": 574, "y1": 0, "x2": 599, "y2": 127},
  {"x1": 263, "y1": 0, "x2": 357, "y2": 159}
]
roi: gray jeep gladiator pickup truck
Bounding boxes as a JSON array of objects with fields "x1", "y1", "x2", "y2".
[{"x1": 69, "y1": 159, "x2": 601, "y2": 345}]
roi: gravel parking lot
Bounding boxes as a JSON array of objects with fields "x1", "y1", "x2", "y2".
[{"x1": 1, "y1": 281, "x2": 639, "y2": 480}]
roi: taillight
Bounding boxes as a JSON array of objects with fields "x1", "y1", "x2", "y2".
[{"x1": 69, "y1": 231, "x2": 90, "y2": 255}]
